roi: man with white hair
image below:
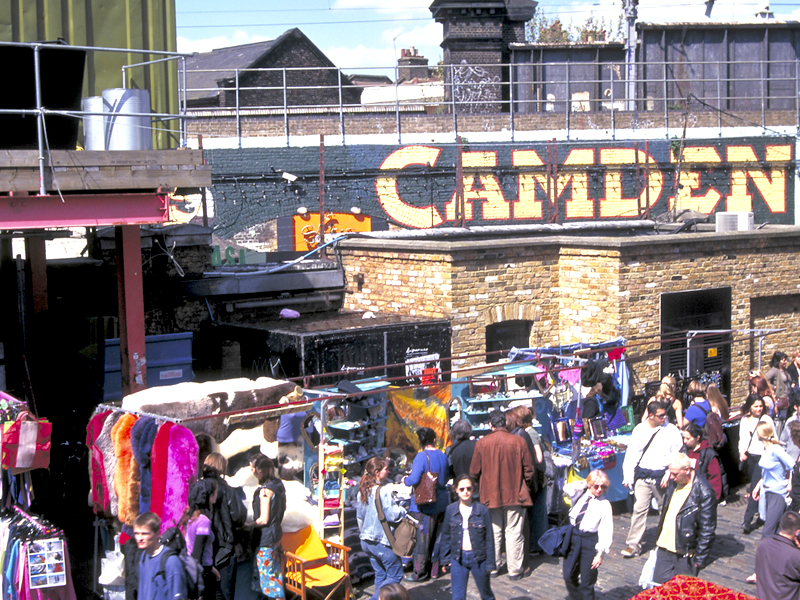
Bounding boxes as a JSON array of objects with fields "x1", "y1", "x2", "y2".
[{"x1": 652, "y1": 452, "x2": 717, "y2": 584}]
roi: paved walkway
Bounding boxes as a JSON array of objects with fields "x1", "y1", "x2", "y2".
[{"x1": 354, "y1": 487, "x2": 761, "y2": 600}]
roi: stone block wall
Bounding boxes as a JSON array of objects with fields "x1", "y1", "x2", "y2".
[{"x1": 338, "y1": 227, "x2": 800, "y2": 399}]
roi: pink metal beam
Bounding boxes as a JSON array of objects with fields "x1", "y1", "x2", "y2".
[{"x1": 0, "y1": 193, "x2": 168, "y2": 229}]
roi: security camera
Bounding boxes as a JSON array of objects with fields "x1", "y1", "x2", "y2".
[{"x1": 282, "y1": 172, "x2": 298, "y2": 182}]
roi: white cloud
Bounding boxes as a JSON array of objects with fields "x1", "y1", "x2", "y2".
[
  {"x1": 325, "y1": 20, "x2": 442, "y2": 75},
  {"x1": 177, "y1": 30, "x2": 270, "y2": 54}
]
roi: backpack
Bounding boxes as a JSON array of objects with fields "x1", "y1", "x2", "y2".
[
  {"x1": 157, "y1": 526, "x2": 205, "y2": 600},
  {"x1": 698, "y1": 404, "x2": 726, "y2": 449},
  {"x1": 697, "y1": 447, "x2": 730, "y2": 501}
]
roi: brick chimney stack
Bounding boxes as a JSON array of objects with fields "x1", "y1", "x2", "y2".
[{"x1": 397, "y1": 46, "x2": 429, "y2": 82}]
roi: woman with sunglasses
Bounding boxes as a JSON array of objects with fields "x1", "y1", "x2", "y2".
[
  {"x1": 439, "y1": 474, "x2": 495, "y2": 600},
  {"x1": 562, "y1": 470, "x2": 613, "y2": 600}
]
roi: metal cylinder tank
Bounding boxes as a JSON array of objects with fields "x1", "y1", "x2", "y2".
[
  {"x1": 81, "y1": 96, "x2": 106, "y2": 151},
  {"x1": 102, "y1": 88, "x2": 152, "y2": 151}
]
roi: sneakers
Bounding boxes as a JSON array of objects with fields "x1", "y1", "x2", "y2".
[
  {"x1": 621, "y1": 546, "x2": 640, "y2": 558},
  {"x1": 508, "y1": 573, "x2": 523, "y2": 581}
]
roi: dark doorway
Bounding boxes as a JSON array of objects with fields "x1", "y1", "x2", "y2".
[
  {"x1": 660, "y1": 287, "x2": 732, "y2": 400},
  {"x1": 486, "y1": 320, "x2": 532, "y2": 362}
]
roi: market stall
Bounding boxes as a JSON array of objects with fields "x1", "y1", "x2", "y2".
[
  {"x1": 86, "y1": 376, "x2": 321, "y2": 599},
  {"x1": 0, "y1": 392, "x2": 78, "y2": 599}
]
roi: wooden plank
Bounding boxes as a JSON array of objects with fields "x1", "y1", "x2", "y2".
[
  {"x1": 0, "y1": 149, "x2": 205, "y2": 168},
  {"x1": 0, "y1": 165, "x2": 210, "y2": 192}
]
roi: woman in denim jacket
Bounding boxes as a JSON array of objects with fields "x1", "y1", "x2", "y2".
[
  {"x1": 439, "y1": 475, "x2": 495, "y2": 600},
  {"x1": 357, "y1": 457, "x2": 408, "y2": 600}
]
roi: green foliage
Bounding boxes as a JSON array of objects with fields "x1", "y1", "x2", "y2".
[{"x1": 526, "y1": 6, "x2": 626, "y2": 44}]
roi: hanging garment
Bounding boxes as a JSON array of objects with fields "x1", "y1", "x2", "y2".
[
  {"x1": 130, "y1": 417, "x2": 159, "y2": 514},
  {"x1": 97, "y1": 412, "x2": 123, "y2": 517},
  {"x1": 111, "y1": 413, "x2": 140, "y2": 526},
  {"x1": 150, "y1": 422, "x2": 175, "y2": 522},
  {"x1": 86, "y1": 411, "x2": 112, "y2": 517},
  {"x1": 161, "y1": 425, "x2": 199, "y2": 532}
]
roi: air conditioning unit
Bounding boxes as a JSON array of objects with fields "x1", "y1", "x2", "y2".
[{"x1": 715, "y1": 211, "x2": 754, "y2": 232}]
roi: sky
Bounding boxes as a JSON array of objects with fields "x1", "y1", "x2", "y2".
[{"x1": 175, "y1": 0, "x2": 800, "y2": 75}]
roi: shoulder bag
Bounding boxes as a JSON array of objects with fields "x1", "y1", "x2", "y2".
[
  {"x1": 413, "y1": 450, "x2": 438, "y2": 506},
  {"x1": 374, "y1": 485, "x2": 417, "y2": 557}
]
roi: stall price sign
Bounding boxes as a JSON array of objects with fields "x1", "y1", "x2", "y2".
[{"x1": 28, "y1": 538, "x2": 66, "y2": 588}]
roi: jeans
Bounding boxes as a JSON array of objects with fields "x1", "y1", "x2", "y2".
[
  {"x1": 451, "y1": 550, "x2": 494, "y2": 600},
  {"x1": 361, "y1": 539, "x2": 403, "y2": 600},
  {"x1": 743, "y1": 454, "x2": 763, "y2": 526},
  {"x1": 761, "y1": 491, "x2": 787, "y2": 538}
]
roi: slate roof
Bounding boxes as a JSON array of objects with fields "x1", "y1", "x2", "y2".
[
  {"x1": 185, "y1": 28, "x2": 351, "y2": 107},
  {"x1": 186, "y1": 39, "x2": 277, "y2": 104}
]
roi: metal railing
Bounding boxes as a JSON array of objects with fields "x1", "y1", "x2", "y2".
[
  {"x1": 0, "y1": 40, "x2": 192, "y2": 195},
  {"x1": 183, "y1": 58, "x2": 800, "y2": 145}
]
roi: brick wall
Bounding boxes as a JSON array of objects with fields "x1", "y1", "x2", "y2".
[
  {"x1": 337, "y1": 228, "x2": 800, "y2": 400},
  {"x1": 187, "y1": 109, "x2": 798, "y2": 140},
  {"x1": 217, "y1": 38, "x2": 360, "y2": 109}
]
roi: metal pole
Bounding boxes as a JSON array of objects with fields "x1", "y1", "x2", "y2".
[
  {"x1": 624, "y1": 0, "x2": 638, "y2": 112},
  {"x1": 451, "y1": 64, "x2": 458, "y2": 141},
  {"x1": 180, "y1": 56, "x2": 188, "y2": 147},
  {"x1": 33, "y1": 46, "x2": 47, "y2": 196},
  {"x1": 796, "y1": 59, "x2": 799, "y2": 133},
  {"x1": 199, "y1": 134, "x2": 208, "y2": 228},
  {"x1": 760, "y1": 60, "x2": 766, "y2": 130},
  {"x1": 565, "y1": 63, "x2": 570, "y2": 140},
  {"x1": 235, "y1": 68, "x2": 241, "y2": 149},
  {"x1": 509, "y1": 61, "x2": 515, "y2": 142},
  {"x1": 717, "y1": 63, "x2": 722, "y2": 135},
  {"x1": 611, "y1": 64, "x2": 616, "y2": 140},
  {"x1": 663, "y1": 57, "x2": 669, "y2": 136},
  {"x1": 283, "y1": 68, "x2": 289, "y2": 147},
  {"x1": 395, "y1": 58, "x2": 401, "y2": 145},
  {"x1": 122, "y1": 64, "x2": 128, "y2": 88},
  {"x1": 319, "y1": 134, "x2": 326, "y2": 256},
  {"x1": 338, "y1": 68, "x2": 345, "y2": 145}
]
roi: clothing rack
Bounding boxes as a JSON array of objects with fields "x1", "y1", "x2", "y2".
[
  {"x1": 11, "y1": 505, "x2": 63, "y2": 538},
  {"x1": 95, "y1": 403, "x2": 185, "y2": 423}
]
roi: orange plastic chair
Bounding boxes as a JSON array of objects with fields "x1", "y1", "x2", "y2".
[{"x1": 282, "y1": 525, "x2": 351, "y2": 600}]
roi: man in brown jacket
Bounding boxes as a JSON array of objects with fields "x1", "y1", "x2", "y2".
[{"x1": 470, "y1": 409, "x2": 535, "y2": 580}]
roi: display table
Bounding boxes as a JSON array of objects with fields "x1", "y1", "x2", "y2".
[{"x1": 553, "y1": 433, "x2": 631, "y2": 502}]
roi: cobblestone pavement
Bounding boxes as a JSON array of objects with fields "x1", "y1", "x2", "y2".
[{"x1": 354, "y1": 487, "x2": 761, "y2": 600}]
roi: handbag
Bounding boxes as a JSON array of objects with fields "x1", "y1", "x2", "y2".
[
  {"x1": 538, "y1": 524, "x2": 573, "y2": 557},
  {"x1": 413, "y1": 450, "x2": 438, "y2": 506},
  {"x1": 1, "y1": 410, "x2": 51, "y2": 474},
  {"x1": 375, "y1": 485, "x2": 418, "y2": 557}
]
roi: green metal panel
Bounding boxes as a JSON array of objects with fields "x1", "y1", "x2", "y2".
[{"x1": 1, "y1": 0, "x2": 179, "y2": 149}]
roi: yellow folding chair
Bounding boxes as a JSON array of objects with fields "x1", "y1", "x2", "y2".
[{"x1": 282, "y1": 525, "x2": 351, "y2": 600}]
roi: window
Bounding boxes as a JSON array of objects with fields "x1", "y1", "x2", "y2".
[{"x1": 485, "y1": 320, "x2": 532, "y2": 362}]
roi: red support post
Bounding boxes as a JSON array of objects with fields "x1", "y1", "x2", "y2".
[
  {"x1": 115, "y1": 225, "x2": 147, "y2": 396},
  {"x1": 25, "y1": 237, "x2": 47, "y2": 313}
]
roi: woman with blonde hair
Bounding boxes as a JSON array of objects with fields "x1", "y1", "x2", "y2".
[
  {"x1": 561, "y1": 470, "x2": 613, "y2": 600},
  {"x1": 746, "y1": 421, "x2": 793, "y2": 583},
  {"x1": 643, "y1": 376, "x2": 684, "y2": 427},
  {"x1": 705, "y1": 383, "x2": 729, "y2": 421}
]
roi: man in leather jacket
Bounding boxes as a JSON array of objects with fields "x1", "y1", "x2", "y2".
[{"x1": 652, "y1": 453, "x2": 717, "y2": 584}]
